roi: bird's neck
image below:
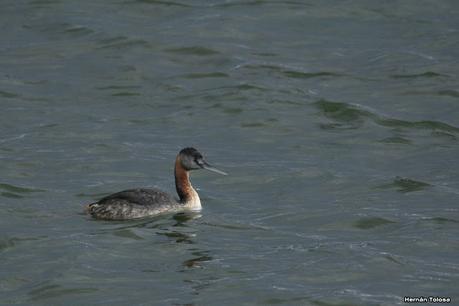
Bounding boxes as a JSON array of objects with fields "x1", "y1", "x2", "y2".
[{"x1": 174, "y1": 157, "x2": 201, "y2": 210}]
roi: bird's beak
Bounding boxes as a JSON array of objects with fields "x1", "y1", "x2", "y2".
[{"x1": 201, "y1": 160, "x2": 228, "y2": 175}]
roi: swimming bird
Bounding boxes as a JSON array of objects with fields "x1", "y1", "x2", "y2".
[{"x1": 85, "y1": 147, "x2": 227, "y2": 220}]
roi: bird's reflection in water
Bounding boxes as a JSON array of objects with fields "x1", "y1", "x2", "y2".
[
  {"x1": 163, "y1": 213, "x2": 214, "y2": 270},
  {"x1": 173, "y1": 212, "x2": 202, "y2": 226},
  {"x1": 156, "y1": 212, "x2": 201, "y2": 243},
  {"x1": 151, "y1": 212, "x2": 216, "y2": 298},
  {"x1": 182, "y1": 250, "x2": 212, "y2": 269},
  {"x1": 181, "y1": 250, "x2": 217, "y2": 297},
  {"x1": 157, "y1": 231, "x2": 194, "y2": 244}
]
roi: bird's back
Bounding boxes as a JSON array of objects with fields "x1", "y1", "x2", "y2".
[{"x1": 87, "y1": 188, "x2": 180, "y2": 220}]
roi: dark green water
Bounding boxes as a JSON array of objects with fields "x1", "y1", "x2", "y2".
[{"x1": 1, "y1": 1, "x2": 458, "y2": 305}]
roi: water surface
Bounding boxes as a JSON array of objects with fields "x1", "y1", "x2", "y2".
[{"x1": 1, "y1": 1, "x2": 459, "y2": 305}]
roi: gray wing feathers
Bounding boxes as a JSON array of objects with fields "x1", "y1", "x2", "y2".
[
  {"x1": 98, "y1": 188, "x2": 177, "y2": 206},
  {"x1": 87, "y1": 188, "x2": 180, "y2": 220}
]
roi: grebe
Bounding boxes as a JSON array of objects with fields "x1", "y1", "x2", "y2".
[{"x1": 85, "y1": 147, "x2": 227, "y2": 220}]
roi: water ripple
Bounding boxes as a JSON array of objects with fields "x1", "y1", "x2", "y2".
[
  {"x1": 314, "y1": 99, "x2": 459, "y2": 133},
  {"x1": 29, "y1": 0, "x2": 60, "y2": 7},
  {"x1": 243, "y1": 64, "x2": 343, "y2": 80},
  {"x1": 215, "y1": 0, "x2": 311, "y2": 8},
  {"x1": 165, "y1": 46, "x2": 220, "y2": 56},
  {"x1": 437, "y1": 90, "x2": 459, "y2": 98},
  {"x1": 179, "y1": 72, "x2": 229, "y2": 79},
  {"x1": 0, "y1": 90, "x2": 20, "y2": 98},
  {"x1": 390, "y1": 71, "x2": 447, "y2": 79},
  {"x1": 353, "y1": 217, "x2": 396, "y2": 229},
  {"x1": 96, "y1": 36, "x2": 151, "y2": 50},
  {"x1": 28, "y1": 284, "x2": 98, "y2": 302},
  {"x1": 376, "y1": 177, "x2": 432, "y2": 193},
  {"x1": 0, "y1": 183, "x2": 45, "y2": 199},
  {"x1": 282, "y1": 70, "x2": 343, "y2": 79},
  {"x1": 135, "y1": 0, "x2": 191, "y2": 7},
  {"x1": 403, "y1": 89, "x2": 459, "y2": 99}
]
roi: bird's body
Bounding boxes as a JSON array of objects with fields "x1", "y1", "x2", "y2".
[
  {"x1": 86, "y1": 188, "x2": 183, "y2": 220},
  {"x1": 85, "y1": 148, "x2": 225, "y2": 220}
]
